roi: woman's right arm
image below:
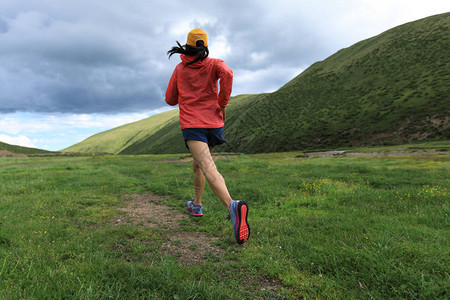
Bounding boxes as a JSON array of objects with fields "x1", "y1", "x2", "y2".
[
  {"x1": 221, "y1": 107, "x2": 226, "y2": 121},
  {"x1": 216, "y1": 60, "x2": 233, "y2": 108}
]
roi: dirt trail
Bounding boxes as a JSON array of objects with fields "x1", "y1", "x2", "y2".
[
  {"x1": 112, "y1": 192, "x2": 287, "y2": 296},
  {"x1": 162, "y1": 154, "x2": 239, "y2": 163},
  {"x1": 113, "y1": 192, "x2": 224, "y2": 265},
  {"x1": 0, "y1": 150, "x2": 27, "y2": 157},
  {"x1": 301, "y1": 149, "x2": 448, "y2": 158}
]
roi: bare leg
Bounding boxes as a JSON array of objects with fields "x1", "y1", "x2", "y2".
[
  {"x1": 193, "y1": 159, "x2": 205, "y2": 205},
  {"x1": 187, "y1": 140, "x2": 232, "y2": 209}
]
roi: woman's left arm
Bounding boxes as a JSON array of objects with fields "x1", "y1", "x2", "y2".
[{"x1": 165, "y1": 68, "x2": 179, "y2": 106}]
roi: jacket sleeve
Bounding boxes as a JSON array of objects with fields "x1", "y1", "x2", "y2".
[
  {"x1": 216, "y1": 60, "x2": 233, "y2": 108},
  {"x1": 165, "y1": 67, "x2": 179, "y2": 106}
]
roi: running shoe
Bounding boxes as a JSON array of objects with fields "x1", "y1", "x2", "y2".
[
  {"x1": 185, "y1": 199, "x2": 203, "y2": 216},
  {"x1": 228, "y1": 200, "x2": 250, "y2": 244}
]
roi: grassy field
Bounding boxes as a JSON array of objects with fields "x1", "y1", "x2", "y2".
[{"x1": 0, "y1": 145, "x2": 448, "y2": 298}]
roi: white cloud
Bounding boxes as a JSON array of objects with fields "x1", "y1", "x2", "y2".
[
  {"x1": 0, "y1": 112, "x2": 152, "y2": 134},
  {"x1": 329, "y1": 0, "x2": 450, "y2": 46},
  {"x1": 0, "y1": 114, "x2": 53, "y2": 135},
  {"x1": 209, "y1": 34, "x2": 232, "y2": 60},
  {"x1": 0, "y1": 108, "x2": 176, "y2": 150},
  {"x1": 60, "y1": 113, "x2": 154, "y2": 129},
  {"x1": 249, "y1": 52, "x2": 269, "y2": 66},
  {"x1": 234, "y1": 65, "x2": 304, "y2": 94},
  {"x1": 0, "y1": 134, "x2": 37, "y2": 148}
]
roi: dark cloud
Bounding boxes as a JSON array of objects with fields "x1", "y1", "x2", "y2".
[
  {"x1": 0, "y1": 3, "x2": 173, "y2": 113},
  {"x1": 1, "y1": 0, "x2": 448, "y2": 114},
  {"x1": 0, "y1": 18, "x2": 8, "y2": 34}
]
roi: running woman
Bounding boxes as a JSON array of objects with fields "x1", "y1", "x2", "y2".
[{"x1": 165, "y1": 28, "x2": 250, "y2": 244}]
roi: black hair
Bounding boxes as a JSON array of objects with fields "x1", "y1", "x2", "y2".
[{"x1": 167, "y1": 40, "x2": 209, "y2": 66}]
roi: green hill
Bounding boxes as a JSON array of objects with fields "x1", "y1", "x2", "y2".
[
  {"x1": 0, "y1": 141, "x2": 53, "y2": 155},
  {"x1": 217, "y1": 12, "x2": 450, "y2": 153},
  {"x1": 63, "y1": 109, "x2": 179, "y2": 154},
  {"x1": 65, "y1": 13, "x2": 450, "y2": 154}
]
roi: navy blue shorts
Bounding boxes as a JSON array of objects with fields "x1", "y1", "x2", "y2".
[{"x1": 182, "y1": 127, "x2": 226, "y2": 149}]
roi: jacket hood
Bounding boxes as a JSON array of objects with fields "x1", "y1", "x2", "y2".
[{"x1": 180, "y1": 54, "x2": 209, "y2": 68}]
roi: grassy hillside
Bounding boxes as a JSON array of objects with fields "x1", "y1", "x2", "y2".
[
  {"x1": 65, "y1": 13, "x2": 450, "y2": 154},
  {"x1": 217, "y1": 12, "x2": 450, "y2": 153},
  {"x1": 63, "y1": 109, "x2": 179, "y2": 154},
  {"x1": 0, "y1": 141, "x2": 53, "y2": 155}
]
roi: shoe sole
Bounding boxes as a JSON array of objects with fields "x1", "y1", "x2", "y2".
[
  {"x1": 235, "y1": 201, "x2": 250, "y2": 244},
  {"x1": 186, "y1": 204, "x2": 203, "y2": 217}
]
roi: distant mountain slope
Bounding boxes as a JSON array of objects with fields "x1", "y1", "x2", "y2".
[
  {"x1": 64, "y1": 13, "x2": 450, "y2": 154},
  {"x1": 0, "y1": 141, "x2": 53, "y2": 155},
  {"x1": 63, "y1": 109, "x2": 178, "y2": 154},
  {"x1": 217, "y1": 12, "x2": 450, "y2": 153}
]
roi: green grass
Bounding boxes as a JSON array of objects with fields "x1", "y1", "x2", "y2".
[{"x1": 1, "y1": 144, "x2": 448, "y2": 298}]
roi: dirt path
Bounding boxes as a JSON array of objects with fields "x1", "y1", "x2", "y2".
[
  {"x1": 301, "y1": 149, "x2": 448, "y2": 158},
  {"x1": 0, "y1": 149, "x2": 27, "y2": 157},
  {"x1": 112, "y1": 192, "x2": 225, "y2": 265},
  {"x1": 112, "y1": 192, "x2": 288, "y2": 296},
  {"x1": 162, "y1": 154, "x2": 240, "y2": 163}
]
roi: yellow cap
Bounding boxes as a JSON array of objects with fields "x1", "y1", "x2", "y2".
[{"x1": 186, "y1": 28, "x2": 208, "y2": 47}]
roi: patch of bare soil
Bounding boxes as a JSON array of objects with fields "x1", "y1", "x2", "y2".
[
  {"x1": 0, "y1": 150, "x2": 27, "y2": 157},
  {"x1": 299, "y1": 149, "x2": 449, "y2": 158},
  {"x1": 164, "y1": 154, "x2": 239, "y2": 163},
  {"x1": 113, "y1": 193, "x2": 224, "y2": 266}
]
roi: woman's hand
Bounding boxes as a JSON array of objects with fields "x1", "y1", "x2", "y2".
[{"x1": 221, "y1": 107, "x2": 226, "y2": 121}]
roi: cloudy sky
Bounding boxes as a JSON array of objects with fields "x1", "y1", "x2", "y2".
[{"x1": 1, "y1": 0, "x2": 449, "y2": 151}]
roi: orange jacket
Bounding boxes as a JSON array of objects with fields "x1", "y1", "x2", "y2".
[{"x1": 165, "y1": 55, "x2": 233, "y2": 129}]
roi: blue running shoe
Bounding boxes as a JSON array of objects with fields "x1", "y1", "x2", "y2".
[
  {"x1": 186, "y1": 199, "x2": 203, "y2": 216},
  {"x1": 228, "y1": 200, "x2": 250, "y2": 244}
]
